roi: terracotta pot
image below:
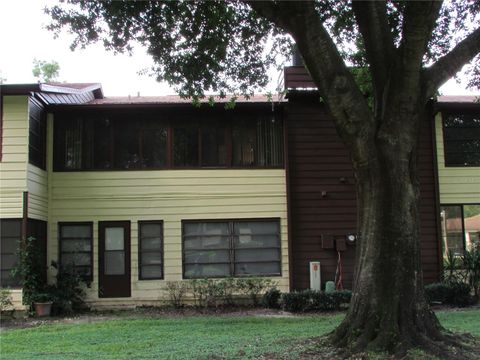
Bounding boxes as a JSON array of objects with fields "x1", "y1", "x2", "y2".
[{"x1": 33, "y1": 302, "x2": 53, "y2": 317}]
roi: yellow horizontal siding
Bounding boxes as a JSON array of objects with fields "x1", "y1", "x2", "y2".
[
  {"x1": 435, "y1": 113, "x2": 480, "y2": 204},
  {"x1": 49, "y1": 169, "x2": 289, "y2": 304},
  {"x1": 0, "y1": 96, "x2": 28, "y2": 218}
]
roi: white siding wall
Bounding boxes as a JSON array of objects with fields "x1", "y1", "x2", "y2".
[{"x1": 0, "y1": 96, "x2": 28, "y2": 218}]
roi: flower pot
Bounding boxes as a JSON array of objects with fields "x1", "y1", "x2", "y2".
[{"x1": 33, "y1": 301, "x2": 53, "y2": 317}]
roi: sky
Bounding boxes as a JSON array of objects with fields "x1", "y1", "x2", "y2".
[{"x1": 0, "y1": 0, "x2": 478, "y2": 97}]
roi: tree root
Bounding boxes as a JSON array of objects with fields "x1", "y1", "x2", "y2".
[{"x1": 327, "y1": 313, "x2": 479, "y2": 359}]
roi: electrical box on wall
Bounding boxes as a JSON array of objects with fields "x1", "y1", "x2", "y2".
[
  {"x1": 335, "y1": 236, "x2": 347, "y2": 252},
  {"x1": 309, "y1": 261, "x2": 321, "y2": 290}
]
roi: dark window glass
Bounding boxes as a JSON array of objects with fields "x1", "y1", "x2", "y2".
[
  {"x1": 441, "y1": 204, "x2": 480, "y2": 259},
  {"x1": 201, "y1": 124, "x2": 226, "y2": 167},
  {"x1": 444, "y1": 113, "x2": 480, "y2": 166},
  {"x1": 28, "y1": 99, "x2": 46, "y2": 169},
  {"x1": 139, "y1": 221, "x2": 163, "y2": 280},
  {"x1": 173, "y1": 126, "x2": 199, "y2": 167},
  {"x1": 53, "y1": 112, "x2": 284, "y2": 170},
  {"x1": 141, "y1": 126, "x2": 168, "y2": 168},
  {"x1": 232, "y1": 117, "x2": 283, "y2": 167},
  {"x1": 59, "y1": 223, "x2": 93, "y2": 281},
  {"x1": 114, "y1": 119, "x2": 141, "y2": 169},
  {"x1": 93, "y1": 117, "x2": 113, "y2": 169},
  {"x1": 0, "y1": 220, "x2": 22, "y2": 287},
  {"x1": 183, "y1": 220, "x2": 281, "y2": 279}
]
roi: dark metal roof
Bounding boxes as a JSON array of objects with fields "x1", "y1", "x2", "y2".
[{"x1": 0, "y1": 82, "x2": 104, "y2": 105}]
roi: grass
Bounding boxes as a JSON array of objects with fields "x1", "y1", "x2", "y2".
[{"x1": 0, "y1": 309, "x2": 478, "y2": 360}]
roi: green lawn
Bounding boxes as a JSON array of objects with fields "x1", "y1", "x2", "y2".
[{"x1": 1, "y1": 309, "x2": 478, "y2": 360}]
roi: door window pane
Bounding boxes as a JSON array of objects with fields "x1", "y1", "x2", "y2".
[
  {"x1": 105, "y1": 228, "x2": 124, "y2": 250},
  {"x1": 105, "y1": 251, "x2": 125, "y2": 275}
]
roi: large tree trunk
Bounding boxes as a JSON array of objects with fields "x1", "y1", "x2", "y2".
[{"x1": 330, "y1": 111, "x2": 469, "y2": 358}]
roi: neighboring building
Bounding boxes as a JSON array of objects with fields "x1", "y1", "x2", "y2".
[
  {"x1": 435, "y1": 96, "x2": 480, "y2": 257},
  {"x1": 1, "y1": 69, "x2": 478, "y2": 308}
]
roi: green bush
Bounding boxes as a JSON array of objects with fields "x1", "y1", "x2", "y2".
[
  {"x1": 190, "y1": 279, "x2": 223, "y2": 308},
  {"x1": 50, "y1": 261, "x2": 86, "y2": 314},
  {"x1": 262, "y1": 287, "x2": 281, "y2": 309},
  {"x1": 281, "y1": 289, "x2": 352, "y2": 313},
  {"x1": 164, "y1": 281, "x2": 189, "y2": 308},
  {"x1": 425, "y1": 281, "x2": 472, "y2": 307},
  {"x1": 237, "y1": 278, "x2": 276, "y2": 306},
  {"x1": 0, "y1": 288, "x2": 13, "y2": 312}
]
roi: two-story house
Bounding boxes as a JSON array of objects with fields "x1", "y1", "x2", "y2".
[{"x1": 1, "y1": 68, "x2": 478, "y2": 309}]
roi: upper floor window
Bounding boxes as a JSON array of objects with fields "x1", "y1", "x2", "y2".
[
  {"x1": 443, "y1": 112, "x2": 480, "y2": 167},
  {"x1": 29, "y1": 98, "x2": 47, "y2": 169},
  {"x1": 53, "y1": 110, "x2": 283, "y2": 171}
]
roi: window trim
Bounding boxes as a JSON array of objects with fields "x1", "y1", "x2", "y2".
[
  {"x1": 440, "y1": 203, "x2": 480, "y2": 257},
  {"x1": 58, "y1": 221, "x2": 94, "y2": 282},
  {"x1": 182, "y1": 218, "x2": 282, "y2": 279},
  {"x1": 138, "y1": 220, "x2": 164, "y2": 280},
  {"x1": 442, "y1": 111, "x2": 480, "y2": 167}
]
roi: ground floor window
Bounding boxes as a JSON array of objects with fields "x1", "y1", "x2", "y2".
[
  {"x1": 0, "y1": 219, "x2": 22, "y2": 287},
  {"x1": 183, "y1": 219, "x2": 281, "y2": 278},
  {"x1": 138, "y1": 221, "x2": 163, "y2": 280},
  {"x1": 59, "y1": 222, "x2": 93, "y2": 281},
  {"x1": 441, "y1": 204, "x2": 480, "y2": 257}
]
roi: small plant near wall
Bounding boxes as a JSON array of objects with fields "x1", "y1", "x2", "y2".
[
  {"x1": 50, "y1": 261, "x2": 87, "y2": 314},
  {"x1": 237, "y1": 278, "x2": 276, "y2": 306},
  {"x1": 164, "y1": 281, "x2": 189, "y2": 308},
  {"x1": 462, "y1": 246, "x2": 480, "y2": 301},
  {"x1": 11, "y1": 236, "x2": 48, "y2": 310},
  {"x1": 0, "y1": 288, "x2": 14, "y2": 314}
]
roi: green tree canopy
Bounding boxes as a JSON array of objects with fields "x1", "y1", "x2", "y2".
[{"x1": 32, "y1": 59, "x2": 60, "y2": 82}]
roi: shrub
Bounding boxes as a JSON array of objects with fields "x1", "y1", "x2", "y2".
[
  {"x1": 462, "y1": 247, "x2": 480, "y2": 300},
  {"x1": 281, "y1": 289, "x2": 352, "y2": 313},
  {"x1": 262, "y1": 287, "x2": 281, "y2": 309},
  {"x1": 50, "y1": 261, "x2": 86, "y2": 314},
  {"x1": 281, "y1": 291, "x2": 309, "y2": 312},
  {"x1": 0, "y1": 288, "x2": 13, "y2": 312},
  {"x1": 425, "y1": 281, "x2": 472, "y2": 307},
  {"x1": 12, "y1": 236, "x2": 47, "y2": 307},
  {"x1": 164, "y1": 281, "x2": 189, "y2": 308},
  {"x1": 237, "y1": 278, "x2": 275, "y2": 306},
  {"x1": 217, "y1": 277, "x2": 237, "y2": 307},
  {"x1": 190, "y1": 278, "x2": 224, "y2": 308}
]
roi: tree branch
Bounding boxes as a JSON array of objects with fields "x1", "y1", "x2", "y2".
[
  {"x1": 424, "y1": 27, "x2": 480, "y2": 97},
  {"x1": 246, "y1": 0, "x2": 374, "y2": 149},
  {"x1": 351, "y1": 0, "x2": 395, "y2": 105},
  {"x1": 399, "y1": 1, "x2": 443, "y2": 82}
]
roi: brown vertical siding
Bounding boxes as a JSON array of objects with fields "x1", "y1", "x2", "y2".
[{"x1": 286, "y1": 95, "x2": 440, "y2": 290}]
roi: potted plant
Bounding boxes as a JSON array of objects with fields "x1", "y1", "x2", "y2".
[{"x1": 31, "y1": 292, "x2": 54, "y2": 317}]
